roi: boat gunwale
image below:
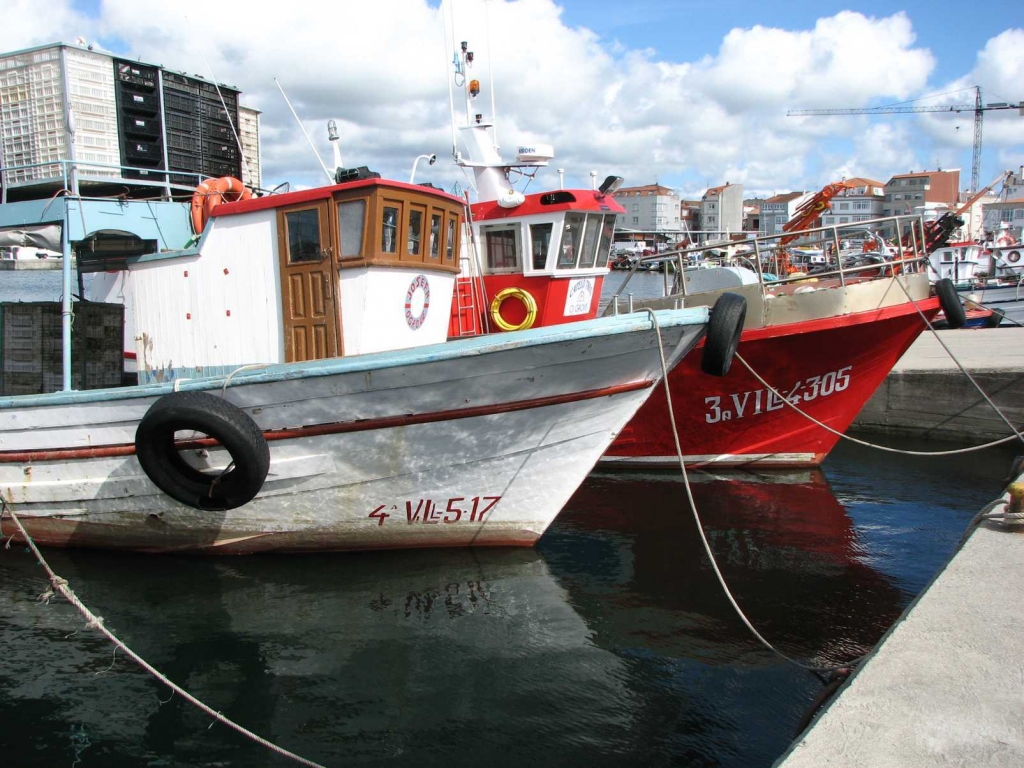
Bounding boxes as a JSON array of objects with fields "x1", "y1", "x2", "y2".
[{"x1": 0, "y1": 307, "x2": 708, "y2": 409}]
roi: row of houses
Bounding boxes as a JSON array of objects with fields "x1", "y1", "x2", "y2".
[{"x1": 612, "y1": 166, "x2": 1024, "y2": 245}]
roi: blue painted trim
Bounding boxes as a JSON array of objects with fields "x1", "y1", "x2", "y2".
[{"x1": 0, "y1": 308, "x2": 709, "y2": 409}]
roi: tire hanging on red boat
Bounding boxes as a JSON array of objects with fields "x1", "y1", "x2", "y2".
[
  {"x1": 701, "y1": 292, "x2": 746, "y2": 377},
  {"x1": 934, "y1": 278, "x2": 966, "y2": 330},
  {"x1": 135, "y1": 390, "x2": 270, "y2": 511}
]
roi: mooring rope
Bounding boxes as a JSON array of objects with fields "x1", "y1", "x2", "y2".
[
  {"x1": 735, "y1": 354, "x2": 1023, "y2": 456},
  {"x1": 895, "y1": 278, "x2": 1024, "y2": 446},
  {"x1": 0, "y1": 498, "x2": 325, "y2": 768},
  {"x1": 642, "y1": 310, "x2": 860, "y2": 673},
  {"x1": 729, "y1": 279, "x2": 1024, "y2": 456}
]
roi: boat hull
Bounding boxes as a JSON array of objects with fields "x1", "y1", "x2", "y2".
[
  {"x1": 0, "y1": 311, "x2": 706, "y2": 553},
  {"x1": 604, "y1": 282, "x2": 939, "y2": 468}
]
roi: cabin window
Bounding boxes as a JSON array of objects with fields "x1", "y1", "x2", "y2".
[
  {"x1": 429, "y1": 213, "x2": 441, "y2": 260},
  {"x1": 597, "y1": 215, "x2": 615, "y2": 266},
  {"x1": 579, "y1": 214, "x2": 602, "y2": 268},
  {"x1": 408, "y1": 208, "x2": 423, "y2": 255},
  {"x1": 445, "y1": 215, "x2": 458, "y2": 264},
  {"x1": 285, "y1": 208, "x2": 324, "y2": 263},
  {"x1": 338, "y1": 199, "x2": 366, "y2": 259},
  {"x1": 483, "y1": 225, "x2": 520, "y2": 271},
  {"x1": 557, "y1": 213, "x2": 585, "y2": 269},
  {"x1": 530, "y1": 223, "x2": 552, "y2": 269},
  {"x1": 382, "y1": 205, "x2": 400, "y2": 253}
]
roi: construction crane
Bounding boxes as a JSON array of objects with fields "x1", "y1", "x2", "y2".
[{"x1": 787, "y1": 86, "x2": 1022, "y2": 193}]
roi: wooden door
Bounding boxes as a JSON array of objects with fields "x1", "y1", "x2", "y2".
[{"x1": 277, "y1": 202, "x2": 341, "y2": 362}]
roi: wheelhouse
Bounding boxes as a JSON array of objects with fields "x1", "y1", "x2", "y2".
[
  {"x1": 451, "y1": 189, "x2": 623, "y2": 336},
  {"x1": 92, "y1": 177, "x2": 464, "y2": 383}
]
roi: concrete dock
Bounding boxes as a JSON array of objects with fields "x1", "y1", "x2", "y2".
[
  {"x1": 0, "y1": 259, "x2": 62, "y2": 270},
  {"x1": 854, "y1": 328, "x2": 1024, "y2": 442},
  {"x1": 775, "y1": 478, "x2": 1024, "y2": 768}
]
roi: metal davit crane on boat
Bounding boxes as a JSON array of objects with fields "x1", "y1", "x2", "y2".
[{"x1": 787, "y1": 86, "x2": 1023, "y2": 193}]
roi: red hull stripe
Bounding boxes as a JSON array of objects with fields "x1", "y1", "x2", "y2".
[{"x1": 0, "y1": 379, "x2": 654, "y2": 463}]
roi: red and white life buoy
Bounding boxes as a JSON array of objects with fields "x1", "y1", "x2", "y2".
[
  {"x1": 191, "y1": 177, "x2": 251, "y2": 234},
  {"x1": 404, "y1": 274, "x2": 430, "y2": 330}
]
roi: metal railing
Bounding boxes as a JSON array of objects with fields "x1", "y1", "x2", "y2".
[
  {"x1": 0, "y1": 158, "x2": 206, "y2": 204},
  {"x1": 609, "y1": 214, "x2": 931, "y2": 304}
]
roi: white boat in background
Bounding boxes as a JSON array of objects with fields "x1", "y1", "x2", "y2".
[
  {"x1": 0, "y1": 170, "x2": 733, "y2": 553},
  {"x1": 928, "y1": 241, "x2": 987, "y2": 287}
]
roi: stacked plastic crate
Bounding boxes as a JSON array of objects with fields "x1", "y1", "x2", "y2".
[
  {"x1": 0, "y1": 45, "x2": 121, "y2": 189},
  {"x1": 0, "y1": 302, "x2": 124, "y2": 395},
  {"x1": 162, "y1": 71, "x2": 201, "y2": 186},
  {"x1": 162, "y1": 72, "x2": 242, "y2": 186},
  {"x1": 113, "y1": 58, "x2": 164, "y2": 180},
  {"x1": 65, "y1": 47, "x2": 120, "y2": 179},
  {"x1": 0, "y1": 47, "x2": 66, "y2": 186},
  {"x1": 238, "y1": 105, "x2": 261, "y2": 189}
]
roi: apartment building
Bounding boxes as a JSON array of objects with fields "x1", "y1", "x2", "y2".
[
  {"x1": 701, "y1": 182, "x2": 743, "y2": 238},
  {"x1": 612, "y1": 183, "x2": 682, "y2": 242},
  {"x1": 882, "y1": 169, "x2": 960, "y2": 218},
  {"x1": 759, "y1": 191, "x2": 810, "y2": 236},
  {"x1": 820, "y1": 177, "x2": 885, "y2": 229}
]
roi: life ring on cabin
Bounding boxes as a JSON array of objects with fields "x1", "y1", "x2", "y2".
[
  {"x1": 701, "y1": 292, "x2": 747, "y2": 377},
  {"x1": 190, "y1": 176, "x2": 252, "y2": 235},
  {"x1": 135, "y1": 390, "x2": 270, "y2": 511},
  {"x1": 1008, "y1": 250, "x2": 1021, "y2": 264},
  {"x1": 490, "y1": 287, "x2": 538, "y2": 332},
  {"x1": 404, "y1": 274, "x2": 431, "y2": 330},
  {"x1": 934, "y1": 278, "x2": 966, "y2": 329}
]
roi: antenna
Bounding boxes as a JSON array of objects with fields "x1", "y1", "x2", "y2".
[{"x1": 275, "y1": 78, "x2": 333, "y2": 183}]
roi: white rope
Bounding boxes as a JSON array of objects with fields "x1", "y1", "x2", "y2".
[
  {"x1": 735, "y1": 353, "x2": 1022, "y2": 456},
  {"x1": 894, "y1": 278, "x2": 1024, "y2": 445},
  {"x1": 220, "y1": 364, "x2": 269, "y2": 397},
  {"x1": 0, "y1": 499, "x2": 325, "y2": 768},
  {"x1": 640, "y1": 310, "x2": 856, "y2": 673}
]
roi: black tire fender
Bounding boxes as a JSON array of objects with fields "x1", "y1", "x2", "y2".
[
  {"x1": 934, "y1": 278, "x2": 966, "y2": 329},
  {"x1": 701, "y1": 292, "x2": 747, "y2": 377},
  {"x1": 135, "y1": 390, "x2": 270, "y2": 511},
  {"x1": 984, "y1": 307, "x2": 1006, "y2": 329}
]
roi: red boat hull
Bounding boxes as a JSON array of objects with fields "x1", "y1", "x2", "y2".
[{"x1": 604, "y1": 298, "x2": 940, "y2": 467}]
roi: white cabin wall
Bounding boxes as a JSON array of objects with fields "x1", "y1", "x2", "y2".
[
  {"x1": 340, "y1": 267, "x2": 454, "y2": 355},
  {"x1": 128, "y1": 209, "x2": 283, "y2": 379}
]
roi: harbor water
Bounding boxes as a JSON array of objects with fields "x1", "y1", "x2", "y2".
[{"x1": 1, "y1": 270, "x2": 1020, "y2": 766}]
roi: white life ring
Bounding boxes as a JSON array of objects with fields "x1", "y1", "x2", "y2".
[{"x1": 404, "y1": 274, "x2": 430, "y2": 330}]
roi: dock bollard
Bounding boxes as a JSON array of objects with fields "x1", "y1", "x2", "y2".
[{"x1": 1005, "y1": 483, "x2": 1024, "y2": 529}]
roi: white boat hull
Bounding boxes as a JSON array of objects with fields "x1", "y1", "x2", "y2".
[{"x1": 0, "y1": 311, "x2": 707, "y2": 553}]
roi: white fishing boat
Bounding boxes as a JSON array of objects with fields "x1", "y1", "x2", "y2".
[{"x1": 0, "y1": 173, "x2": 735, "y2": 553}]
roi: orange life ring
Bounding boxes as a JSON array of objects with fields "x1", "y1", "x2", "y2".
[{"x1": 190, "y1": 176, "x2": 251, "y2": 234}]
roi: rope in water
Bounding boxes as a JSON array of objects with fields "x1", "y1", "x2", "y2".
[
  {"x1": 642, "y1": 309, "x2": 860, "y2": 673},
  {"x1": 0, "y1": 497, "x2": 325, "y2": 768}
]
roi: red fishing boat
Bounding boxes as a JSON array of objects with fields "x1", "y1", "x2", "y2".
[
  {"x1": 601, "y1": 207, "x2": 957, "y2": 468},
  {"x1": 438, "y1": 37, "x2": 956, "y2": 469}
]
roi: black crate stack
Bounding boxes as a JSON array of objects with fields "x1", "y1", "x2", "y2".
[
  {"x1": 114, "y1": 59, "x2": 166, "y2": 181},
  {"x1": 0, "y1": 302, "x2": 125, "y2": 396},
  {"x1": 163, "y1": 72, "x2": 242, "y2": 186}
]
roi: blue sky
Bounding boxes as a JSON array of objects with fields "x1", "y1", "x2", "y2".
[{"x1": 15, "y1": 1, "x2": 1024, "y2": 196}]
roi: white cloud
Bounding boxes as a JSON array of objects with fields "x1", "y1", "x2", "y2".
[{"x1": 4, "y1": 1, "x2": 1019, "y2": 198}]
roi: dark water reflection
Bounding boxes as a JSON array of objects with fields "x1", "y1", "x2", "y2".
[{"x1": 0, "y1": 436, "x2": 1017, "y2": 767}]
